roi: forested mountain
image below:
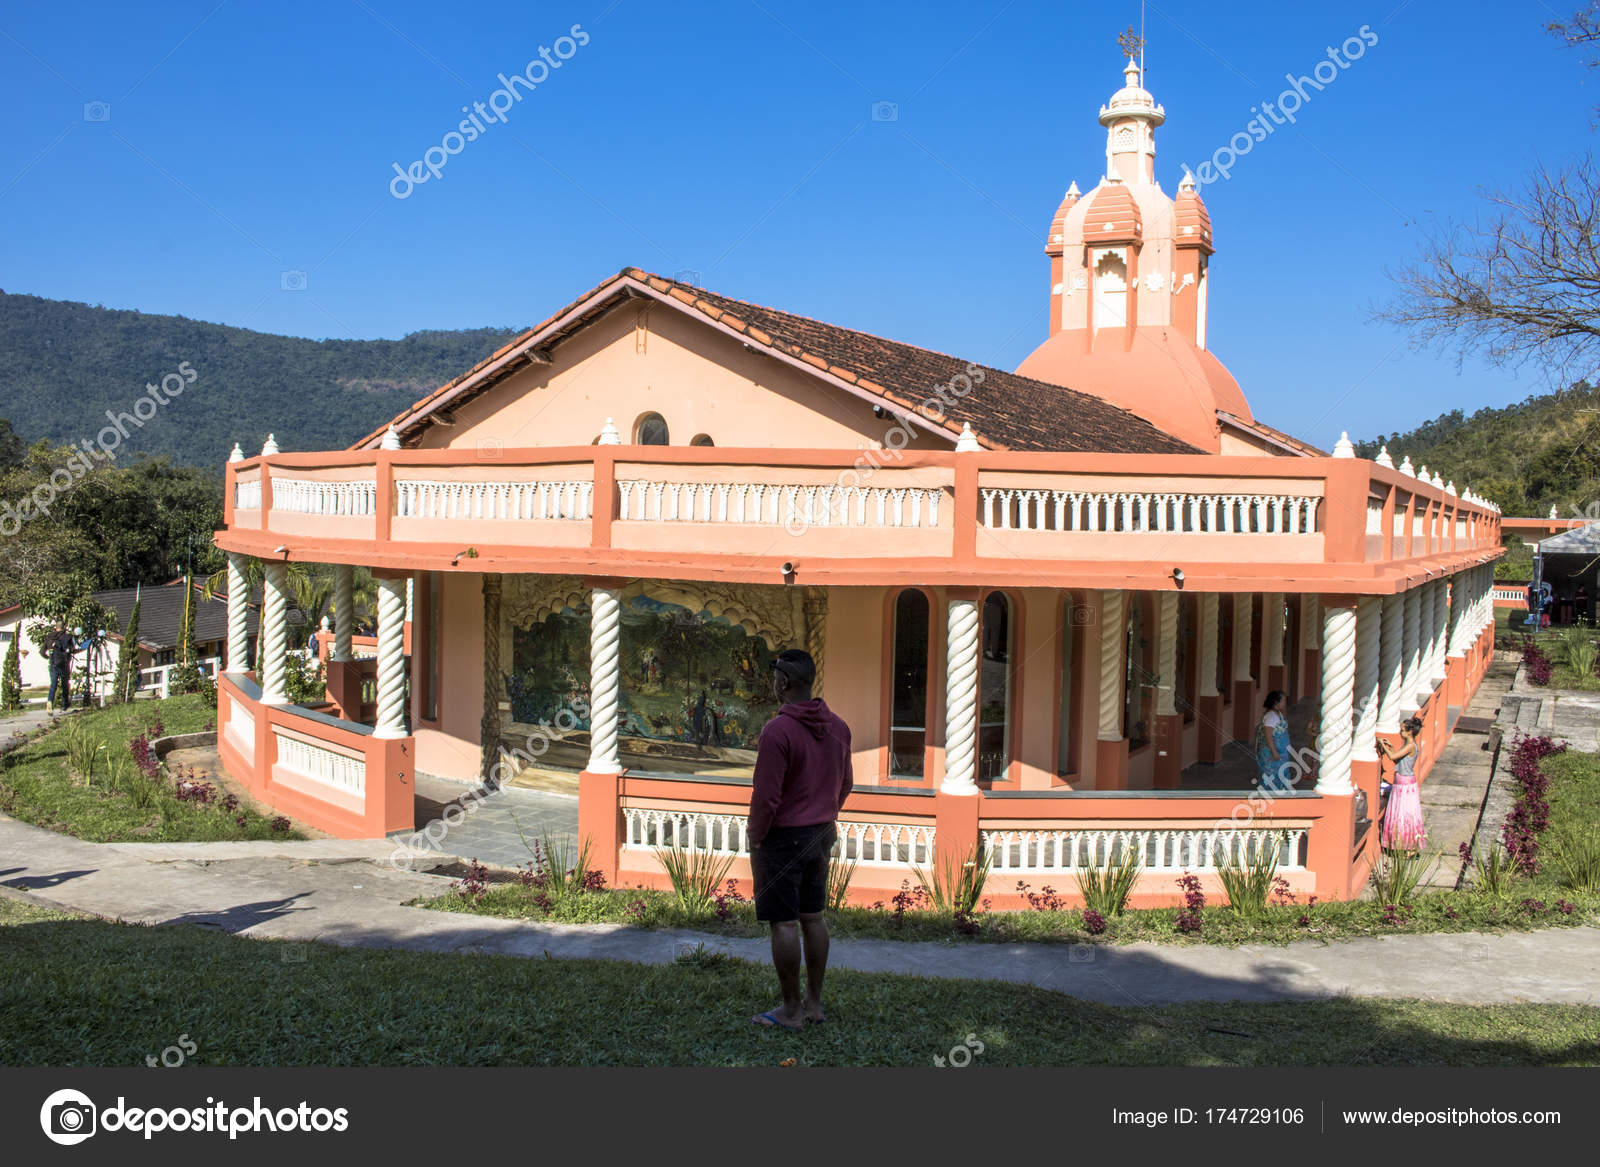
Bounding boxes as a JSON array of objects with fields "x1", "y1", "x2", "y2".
[
  {"x1": 0, "y1": 291, "x2": 521, "y2": 465},
  {"x1": 1354, "y1": 382, "x2": 1600, "y2": 518}
]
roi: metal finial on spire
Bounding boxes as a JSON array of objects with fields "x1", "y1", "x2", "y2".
[{"x1": 1116, "y1": 25, "x2": 1144, "y2": 61}]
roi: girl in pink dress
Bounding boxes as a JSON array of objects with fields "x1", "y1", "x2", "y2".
[{"x1": 1377, "y1": 716, "x2": 1426, "y2": 851}]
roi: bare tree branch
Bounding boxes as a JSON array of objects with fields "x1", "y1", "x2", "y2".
[{"x1": 1378, "y1": 154, "x2": 1600, "y2": 382}]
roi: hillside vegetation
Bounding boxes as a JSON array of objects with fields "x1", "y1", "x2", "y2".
[
  {"x1": 1355, "y1": 382, "x2": 1600, "y2": 519},
  {"x1": 0, "y1": 292, "x2": 521, "y2": 465}
]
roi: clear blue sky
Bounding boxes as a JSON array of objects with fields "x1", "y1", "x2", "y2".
[{"x1": 2, "y1": 0, "x2": 1592, "y2": 446}]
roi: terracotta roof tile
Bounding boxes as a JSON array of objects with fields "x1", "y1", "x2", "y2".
[{"x1": 361, "y1": 268, "x2": 1199, "y2": 455}]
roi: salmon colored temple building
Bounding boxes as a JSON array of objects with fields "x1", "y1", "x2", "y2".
[{"x1": 211, "y1": 55, "x2": 1502, "y2": 907}]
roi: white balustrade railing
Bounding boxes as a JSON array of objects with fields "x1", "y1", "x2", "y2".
[
  {"x1": 981, "y1": 826, "x2": 1308, "y2": 874},
  {"x1": 1365, "y1": 500, "x2": 1384, "y2": 535},
  {"x1": 977, "y1": 489, "x2": 1319, "y2": 535},
  {"x1": 137, "y1": 657, "x2": 221, "y2": 699},
  {"x1": 616, "y1": 480, "x2": 944, "y2": 529},
  {"x1": 622, "y1": 807, "x2": 935, "y2": 868},
  {"x1": 396, "y1": 479, "x2": 592, "y2": 521},
  {"x1": 270, "y1": 476, "x2": 378, "y2": 517},
  {"x1": 1492, "y1": 585, "x2": 1526, "y2": 602},
  {"x1": 274, "y1": 732, "x2": 365, "y2": 795},
  {"x1": 234, "y1": 480, "x2": 262, "y2": 510}
]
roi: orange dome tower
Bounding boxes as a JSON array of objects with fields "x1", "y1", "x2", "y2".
[{"x1": 1017, "y1": 53, "x2": 1251, "y2": 452}]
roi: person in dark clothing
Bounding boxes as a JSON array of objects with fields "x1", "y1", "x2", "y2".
[
  {"x1": 45, "y1": 621, "x2": 76, "y2": 710},
  {"x1": 1578, "y1": 583, "x2": 1591, "y2": 626},
  {"x1": 748, "y1": 648, "x2": 852, "y2": 1030}
]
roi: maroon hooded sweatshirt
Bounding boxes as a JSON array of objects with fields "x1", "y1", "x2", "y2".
[{"x1": 748, "y1": 698, "x2": 853, "y2": 845}]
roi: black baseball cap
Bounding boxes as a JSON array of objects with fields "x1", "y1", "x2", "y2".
[{"x1": 770, "y1": 648, "x2": 816, "y2": 688}]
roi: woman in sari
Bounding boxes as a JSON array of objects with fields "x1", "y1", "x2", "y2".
[{"x1": 1255, "y1": 690, "x2": 1294, "y2": 793}]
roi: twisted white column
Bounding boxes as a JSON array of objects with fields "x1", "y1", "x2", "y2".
[
  {"x1": 260, "y1": 562, "x2": 289, "y2": 705},
  {"x1": 1156, "y1": 593, "x2": 1178, "y2": 715},
  {"x1": 1232, "y1": 593, "x2": 1253, "y2": 682},
  {"x1": 1377, "y1": 592, "x2": 1404, "y2": 733},
  {"x1": 1353, "y1": 596, "x2": 1381, "y2": 762},
  {"x1": 1479, "y1": 565, "x2": 1494, "y2": 636},
  {"x1": 1097, "y1": 590, "x2": 1126, "y2": 739},
  {"x1": 1197, "y1": 593, "x2": 1219, "y2": 697},
  {"x1": 333, "y1": 564, "x2": 353, "y2": 662},
  {"x1": 225, "y1": 553, "x2": 250, "y2": 675},
  {"x1": 942, "y1": 596, "x2": 981, "y2": 794},
  {"x1": 372, "y1": 575, "x2": 409, "y2": 739},
  {"x1": 1316, "y1": 600, "x2": 1357, "y2": 794},
  {"x1": 587, "y1": 586, "x2": 622, "y2": 774},
  {"x1": 1266, "y1": 592, "x2": 1285, "y2": 668},
  {"x1": 1400, "y1": 587, "x2": 1422, "y2": 714},
  {"x1": 1429, "y1": 579, "x2": 1449, "y2": 685}
]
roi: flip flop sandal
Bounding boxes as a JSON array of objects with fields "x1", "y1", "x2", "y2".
[{"x1": 752, "y1": 1010, "x2": 803, "y2": 1031}]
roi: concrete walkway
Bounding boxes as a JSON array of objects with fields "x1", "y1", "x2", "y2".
[
  {"x1": 404, "y1": 773, "x2": 578, "y2": 870},
  {"x1": 1416, "y1": 662, "x2": 1512, "y2": 887},
  {"x1": 2, "y1": 812, "x2": 1596, "y2": 1006}
]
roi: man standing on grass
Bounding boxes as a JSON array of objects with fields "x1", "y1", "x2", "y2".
[
  {"x1": 748, "y1": 648, "x2": 852, "y2": 1031},
  {"x1": 45, "y1": 620, "x2": 76, "y2": 711}
]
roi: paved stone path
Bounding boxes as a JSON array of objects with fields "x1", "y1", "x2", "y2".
[
  {"x1": 404, "y1": 773, "x2": 578, "y2": 870},
  {"x1": 2, "y1": 813, "x2": 1597, "y2": 1006},
  {"x1": 1416, "y1": 663, "x2": 1512, "y2": 887}
]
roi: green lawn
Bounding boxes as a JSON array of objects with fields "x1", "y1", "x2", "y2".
[
  {"x1": 1, "y1": 897, "x2": 1594, "y2": 1067},
  {"x1": 0, "y1": 695, "x2": 303, "y2": 842},
  {"x1": 419, "y1": 753, "x2": 1600, "y2": 948}
]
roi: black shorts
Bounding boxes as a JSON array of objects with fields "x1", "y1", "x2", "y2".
[{"x1": 751, "y1": 823, "x2": 836, "y2": 922}]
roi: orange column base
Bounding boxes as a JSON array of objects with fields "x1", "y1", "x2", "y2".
[
  {"x1": 324, "y1": 660, "x2": 363, "y2": 721},
  {"x1": 1231, "y1": 679, "x2": 1255, "y2": 741},
  {"x1": 1306, "y1": 791, "x2": 1358, "y2": 901},
  {"x1": 933, "y1": 789, "x2": 981, "y2": 871},
  {"x1": 1197, "y1": 694, "x2": 1225, "y2": 763},
  {"x1": 1350, "y1": 755, "x2": 1381, "y2": 870},
  {"x1": 578, "y1": 769, "x2": 625, "y2": 884},
  {"x1": 1095, "y1": 737, "x2": 1130, "y2": 791},
  {"x1": 1154, "y1": 712, "x2": 1183, "y2": 789},
  {"x1": 1446, "y1": 654, "x2": 1467, "y2": 712}
]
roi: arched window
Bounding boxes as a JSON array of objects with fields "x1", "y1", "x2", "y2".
[
  {"x1": 889, "y1": 589, "x2": 930, "y2": 779},
  {"x1": 635, "y1": 412, "x2": 669, "y2": 445},
  {"x1": 1125, "y1": 595, "x2": 1154, "y2": 748},
  {"x1": 690, "y1": 434, "x2": 714, "y2": 447},
  {"x1": 977, "y1": 591, "x2": 1013, "y2": 784}
]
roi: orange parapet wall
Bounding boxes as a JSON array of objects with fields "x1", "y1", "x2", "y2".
[{"x1": 217, "y1": 673, "x2": 413, "y2": 838}]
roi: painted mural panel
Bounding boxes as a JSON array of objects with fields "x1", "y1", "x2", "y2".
[{"x1": 506, "y1": 591, "x2": 781, "y2": 762}]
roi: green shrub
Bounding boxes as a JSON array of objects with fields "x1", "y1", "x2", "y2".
[
  {"x1": 1371, "y1": 848, "x2": 1435, "y2": 905},
  {"x1": 1465, "y1": 843, "x2": 1513, "y2": 900},
  {"x1": 913, "y1": 843, "x2": 990, "y2": 915},
  {"x1": 1216, "y1": 832, "x2": 1284, "y2": 917},
  {"x1": 1550, "y1": 831, "x2": 1600, "y2": 895},
  {"x1": 0, "y1": 637, "x2": 21, "y2": 711},
  {"x1": 827, "y1": 852, "x2": 858, "y2": 911},
  {"x1": 656, "y1": 841, "x2": 736, "y2": 916},
  {"x1": 1075, "y1": 842, "x2": 1143, "y2": 917}
]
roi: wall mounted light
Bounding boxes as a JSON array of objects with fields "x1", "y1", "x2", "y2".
[{"x1": 1171, "y1": 567, "x2": 1185, "y2": 588}]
